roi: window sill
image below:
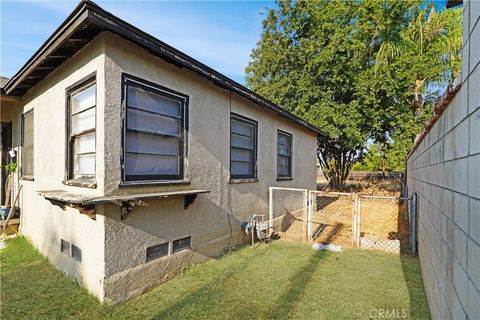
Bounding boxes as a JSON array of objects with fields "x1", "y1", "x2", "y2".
[
  {"x1": 119, "y1": 180, "x2": 190, "y2": 188},
  {"x1": 276, "y1": 177, "x2": 293, "y2": 181},
  {"x1": 229, "y1": 178, "x2": 259, "y2": 184},
  {"x1": 63, "y1": 180, "x2": 97, "y2": 189},
  {"x1": 20, "y1": 176, "x2": 35, "y2": 181}
]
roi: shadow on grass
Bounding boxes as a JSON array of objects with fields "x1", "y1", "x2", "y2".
[
  {"x1": 149, "y1": 246, "x2": 271, "y2": 319},
  {"x1": 266, "y1": 250, "x2": 326, "y2": 319},
  {"x1": 399, "y1": 255, "x2": 430, "y2": 319},
  {"x1": 396, "y1": 198, "x2": 429, "y2": 319}
]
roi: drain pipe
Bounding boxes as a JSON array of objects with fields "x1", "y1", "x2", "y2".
[{"x1": 410, "y1": 192, "x2": 418, "y2": 255}]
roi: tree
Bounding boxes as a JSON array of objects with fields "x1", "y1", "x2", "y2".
[
  {"x1": 373, "y1": 3, "x2": 462, "y2": 163},
  {"x1": 247, "y1": 0, "x2": 416, "y2": 188},
  {"x1": 246, "y1": 0, "x2": 461, "y2": 188}
]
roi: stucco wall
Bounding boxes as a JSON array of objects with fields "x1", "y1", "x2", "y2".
[
  {"x1": 101, "y1": 32, "x2": 317, "y2": 303},
  {"x1": 1, "y1": 36, "x2": 107, "y2": 298},
  {"x1": 2, "y1": 29, "x2": 317, "y2": 303},
  {"x1": 406, "y1": 2, "x2": 480, "y2": 319}
]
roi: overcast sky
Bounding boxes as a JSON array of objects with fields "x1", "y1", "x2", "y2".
[{"x1": 0, "y1": 1, "x2": 276, "y2": 84}]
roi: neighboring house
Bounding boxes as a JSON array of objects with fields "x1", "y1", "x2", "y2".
[
  {"x1": 0, "y1": 1, "x2": 322, "y2": 303},
  {"x1": 406, "y1": 0, "x2": 479, "y2": 319}
]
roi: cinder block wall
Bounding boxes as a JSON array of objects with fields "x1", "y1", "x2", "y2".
[{"x1": 406, "y1": 2, "x2": 480, "y2": 319}]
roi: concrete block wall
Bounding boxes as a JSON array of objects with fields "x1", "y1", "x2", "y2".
[{"x1": 406, "y1": 2, "x2": 480, "y2": 319}]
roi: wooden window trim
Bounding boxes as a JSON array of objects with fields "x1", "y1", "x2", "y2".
[
  {"x1": 230, "y1": 113, "x2": 258, "y2": 180},
  {"x1": 65, "y1": 75, "x2": 97, "y2": 185},
  {"x1": 121, "y1": 74, "x2": 189, "y2": 184}
]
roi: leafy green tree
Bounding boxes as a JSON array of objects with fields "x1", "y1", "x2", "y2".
[
  {"x1": 246, "y1": 0, "x2": 461, "y2": 188},
  {"x1": 352, "y1": 144, "x2": 383, "y2": 171},
  {"x1": 373, "y1": 3, "x2": 462, "y2": 164}
]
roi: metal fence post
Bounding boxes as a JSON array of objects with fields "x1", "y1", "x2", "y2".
[
  {"x1": 352, "y1": 194, "x2": 356, "y2": 247},
  {"x1": 268, "y1": 187, "x2": 273, "y2": 233},
  {"x1": 356, "y1": 193, "x2": 361, "y2": 248},
  {"x1": 410, "y1": 192, "x2": 418, "y2": 255},
  {"x1": 352, "y1": 193, "x2": 360, "y2": 248},
  {"x1": 307, "y1": 191, "x2": 312, "y2": 242},
  {"x1": 303, "y1": 189, "x2": 308, "y2": 242}
]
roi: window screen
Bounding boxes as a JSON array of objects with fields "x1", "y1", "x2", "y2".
[
  {"x1": 146, "y1": 243, "x2": 169, "y2": 262},
  {"x1": 230, "y1": 115, "x2": 257, "y2": 179},
  {"x1": 22, "y1": 110, "x2": 34, "y2": 177},
  {"x1": 123, "y1": 77, "x2": 187, "y2": 182},
  {"x1": 67, "y1": 80, "x2": 96, "y2": 181},
  {"x1": 173, "y1": 236, "x2": 191, "y2": 253},
  {"x1": 277, "y1": 131, "x2": 292, "y2": 178}
]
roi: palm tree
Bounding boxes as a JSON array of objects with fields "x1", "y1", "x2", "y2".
[{"x1": 374, "y1": 2, "x2": 462, "y2": 112}]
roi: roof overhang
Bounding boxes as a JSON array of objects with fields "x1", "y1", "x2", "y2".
[
  {"x1": 0, "y1": 94, "x2": 21, "y2": 104},
  {"x1": 4, "y1": 0, "x2": 325, "y2": 136}
]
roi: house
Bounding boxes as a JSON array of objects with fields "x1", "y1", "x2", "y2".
[{"x1": 0, "y1": 1, "x2": 322, "y2": 303}]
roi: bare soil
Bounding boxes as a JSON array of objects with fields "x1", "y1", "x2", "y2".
[{"x1": 278, "y1": 179, "x2": 411, "y2": 254}]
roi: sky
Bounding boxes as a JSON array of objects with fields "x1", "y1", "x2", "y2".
[
  {"x1": 0, "y1": 0, "x2": 277, "y2": 84},
  {"x1": 1, "y1": 0, "x2": 450, "y2": 86}
]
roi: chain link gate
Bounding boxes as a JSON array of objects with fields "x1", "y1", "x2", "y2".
[
  {"x1": 355, "y1": 195, "x2": 410, "y2": 253},
  {"x1": 268, "y1": 187, "x2": 417, "y2": 254},
  {"x1": 268, "y1": 187, "x2": 308, "y2": 241},
  {"x1": 307, "y1": 191, "x2": 355, "y2": 247}
]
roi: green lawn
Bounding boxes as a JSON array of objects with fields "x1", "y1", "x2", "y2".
[{"x1": 1, "y1": 237, "x2": 429, "y2": 319}]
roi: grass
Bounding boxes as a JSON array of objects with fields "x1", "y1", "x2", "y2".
[{"x1": 1, "y1": 237, "x2": 429, "y2": 320}]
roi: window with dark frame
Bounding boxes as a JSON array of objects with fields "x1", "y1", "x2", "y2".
[
  {"x1": 277, "y1": 131, "x2": 292, "y2": 178},
  {"x1": 123, "y1": 76, "x2": 187, "y2": 182},
  {"x1": 230, "y1": 114, "x2": 257, "y2": 179},
  {"x1": 67, "y1": 79, "x2": 96, "y2": 182},
  {"x1": 146, "y1": 243, "x2": 169, "y2": 262},
  {"x1": 172, "y1": 236, "x2": 191, "y2": 253},
  {"x1": 22, "y1": 110, "x2": 34, "y2": 177}
]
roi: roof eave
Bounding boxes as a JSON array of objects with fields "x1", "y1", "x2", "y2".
[
  {"x1": 3, "y1": 1, "x2": 91, "y2": 95},
  {"x1": 4, "y1": 0, "x2": 326, "y2": 137}
]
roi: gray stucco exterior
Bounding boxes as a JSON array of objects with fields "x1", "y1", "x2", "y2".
[{"x1": 1, "y1": 30, "x2": 317, "y2": 303}]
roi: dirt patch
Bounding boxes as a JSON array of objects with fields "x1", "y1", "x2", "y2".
[
  {"x1": 308, "y1": 193, "x2": 410, "y2": 253},
  {"x1": 359, "y1": 199, "x2": 410, "y2": 253},
  {"x1": 311, "y1": 194, "x2": 354, "y2": 248}
]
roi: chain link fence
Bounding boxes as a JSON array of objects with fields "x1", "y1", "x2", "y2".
[
  {"x1": 268, "y1": 187, "x2": 417, "y2": 255},
  {"x1": 357, "y1": 196, "x2": 410, "y2": 254},
  {"x1": 268, "y1": 187, "x2": 308, "y2": 241},
  {"x1": 308, "y1": 191, "x2": 355, "y2": 247}
]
